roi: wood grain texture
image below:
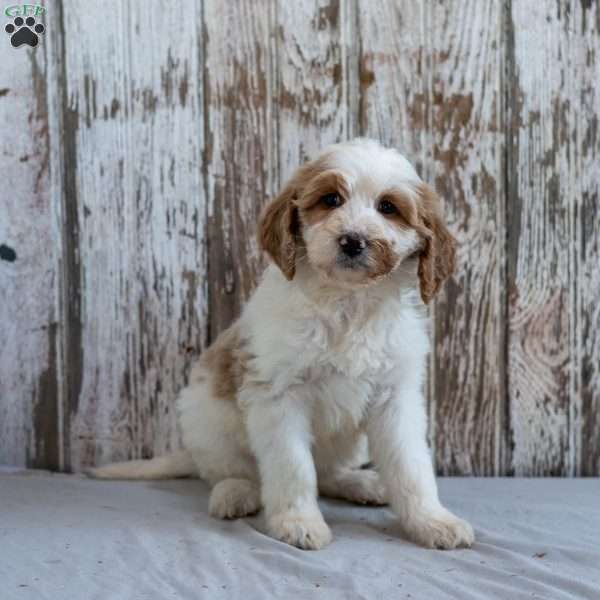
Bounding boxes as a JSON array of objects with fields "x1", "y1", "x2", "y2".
[
  {"x1": 429, "y1": 1, "x2": 507, "y2": 476},
  {"x1": 576, "y1": 2, "x2": 600, "y2": 475},
  {"x1": 277, "y1": 0, "x2": 354, "y2": 180},
  {"x1": 356, "y1": 1, "x2": 429, "y2": 167},
  {"x1": 203, "y1": 0, "x2": 278, "y2": 340},
  {"x1": 1, "y1": 0, "x2": 599, "y2": 475},
  {"x1": 507, "y1": 0, "x2": 600, "y2": 475},
  {"x1": 57, "y1": 1, "x2": 207, "y2": 470},
  {"x1": 0, "y1": 30, "x2": 60, "y2": 469}
]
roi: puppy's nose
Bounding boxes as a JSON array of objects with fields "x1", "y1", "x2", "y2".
[{"x1": 338, "y1": 233, "x2": 367, "y2": 258}]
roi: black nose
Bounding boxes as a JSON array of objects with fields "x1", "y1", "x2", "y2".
[{"x1": 339, "y1": 233, "x2": 366, "y2": 258}]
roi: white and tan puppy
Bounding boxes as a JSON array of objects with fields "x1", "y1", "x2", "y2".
[{"x1": 91, "y1": 138, "x2": 474, "y2": 551}]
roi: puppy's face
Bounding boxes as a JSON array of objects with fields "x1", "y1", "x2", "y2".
[
  {"x1": 297, "y1": 168, "x2": 423, "y2": 287},
  {"x1": 259, "y1": 140, "x2": 456, "y2": 302}
]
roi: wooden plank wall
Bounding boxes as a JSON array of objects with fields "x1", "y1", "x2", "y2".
[
  {"x1": 0, "y1": 0, "x2": 598, "y2": 475},
  {"x1": 0, "y1": 13, "x2": 58, "y2": 469},
  {"x1": 508, "y1": 0, "x2": 600, "y2": 476}
]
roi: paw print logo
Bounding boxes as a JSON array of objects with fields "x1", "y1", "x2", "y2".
[{"x1": 5, "y1": 16, "x2": 45, "y2": 48}]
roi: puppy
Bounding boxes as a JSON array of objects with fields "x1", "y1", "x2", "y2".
[{"x1": 91, "y1": 138, "x2": 474, "y2": 551}]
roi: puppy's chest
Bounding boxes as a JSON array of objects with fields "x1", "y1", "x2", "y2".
[
  {"x1": 308, "y1": 369, "x2": 377, "y2": 434},
  {"x1": 304, "y1": 315, "x2": 397, "y2": 379},
  {"x1": 297, "y1": 318, "x2": 396, "y2": 428}
]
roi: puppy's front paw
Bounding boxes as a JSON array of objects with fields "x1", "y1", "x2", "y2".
[
  {"x1": 267, "y1": 511, "x2": 332, "y2": 550},
  {"x1": 401, "y1": 508, "x2": 474, "y2": 550}
]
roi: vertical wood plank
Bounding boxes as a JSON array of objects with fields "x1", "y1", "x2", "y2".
[
  {"x1": 356, "y1": 2, "x2": 430, "y2": 168},
  {"x1": 507, "y1": 0, "x2": 600, "y2": 475},
  {"x1": 429, "y1": 1, "x2": 506, "y2": 475},
  {"x1": 577, "y1": 3, "x2": 600, "y2": 475},
  {"x1": 276, "y1": 0, "x2": 354, "y2": 179},
  {"x1": 358, "y1": 2, "x2": 507, "y2": 474},
  {"x1": 0, "y1": 11, "x2": 61, "y2": 469},
  {"x1": 48, "y1": 0, "x2": 80, "y2": 474},
  {"x1": 203, "y1": 0, "x2": 278, "y2": 340},
  {"x1": 59, "y1": 1, "x2": 207, "y2": 470}
]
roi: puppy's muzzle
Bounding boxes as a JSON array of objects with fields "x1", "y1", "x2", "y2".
[{"x1": 338, "y1": 233, "x2": 367, "y2": 258}]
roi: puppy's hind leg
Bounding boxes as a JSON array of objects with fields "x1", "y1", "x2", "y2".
[
  {"x1": 179, "y1": 368, "x2": 262, "y2": 519},
  {"x1": 319, "y1": 467, "x2": 387, "y2": 506},
  {"x1": 209, "y1": 478, "x2": 261, "y2": 519},
  {"x1": 316, "y1": 433, "x2": 387, "y2": 505}
]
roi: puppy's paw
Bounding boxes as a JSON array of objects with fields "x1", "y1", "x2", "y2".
[
  {"x1": 267, "y1": 511, "x2": 332, "y2": 550},
  {"x1": 343, "y1": 469, "x2": 387, "y2": 505},
  {"x1": 209, "y1": 478, "x2": 261, "y2": 519},
  {"x1": 320, "y1": 469, "x2": 387, "y2": 506},
  {"x1": 401, "y1": 508, "x2": 474, "y2": 550}
]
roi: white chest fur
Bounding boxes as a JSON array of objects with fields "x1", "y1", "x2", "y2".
[{"x1": 241, "y1": 268, "x2": 429, "y2": 436}]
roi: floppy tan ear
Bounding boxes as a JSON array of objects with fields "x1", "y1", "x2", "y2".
[
  {"x1": 416, "y1": 183, "x2": 457, "y2": 304},
  {"x1": 258, "y1": 183, "x2": 300, "y2": 280}
]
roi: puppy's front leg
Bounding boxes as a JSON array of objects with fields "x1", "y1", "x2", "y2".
[
  {"x1": 367, "y1": 388, "x2": 474, "y2": 549},
  {"x1": 246, "y1": 391, "x2": 331, "y2": 550}
]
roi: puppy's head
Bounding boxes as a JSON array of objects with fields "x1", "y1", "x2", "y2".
[{"x1": 259, "y1": 139, "x2": 456, "y2": 303}]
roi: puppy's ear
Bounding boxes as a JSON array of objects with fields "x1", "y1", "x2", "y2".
[
  {"x1": 416, "y1": 183, "x2": 457, "y2": 304},
  {"x1": 258, "y1": 182, "x2": 300, "y2": 280}
]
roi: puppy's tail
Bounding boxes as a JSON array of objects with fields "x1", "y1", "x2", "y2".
[{"x1": 86, "y1": 449, "x2": 197, "y2": 480}]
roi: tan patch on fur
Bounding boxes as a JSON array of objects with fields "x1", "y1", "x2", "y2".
[
  {"x1": 201, "y1": 324, "x2": 253, "y2": 400},
  {"x1": 377, "y1": 189, "x2": 419, "y2": 229},
  {"x1": 297, "y1": 170, "x2": 352, "y2": 226},
  {"x1": 258, "y1": 156, "x2": 334, "y2": 279},
  {"x1": 367, "y1": 238, "x2": 398, "y2": 279},
  {"x1": 258, "y1": 194, "x2": 299, "y2": 280},
  {"x1": 415, "y1": 183, "x2": 457, "y2": 304}
]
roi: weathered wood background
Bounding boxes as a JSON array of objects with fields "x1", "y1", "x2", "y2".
[{"x1": 1, "y1": 0, "x2": 598, "y2": 475}]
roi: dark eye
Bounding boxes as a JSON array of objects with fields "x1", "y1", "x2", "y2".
[
  {"x1": 377, "y1": 199, "x2": 397, "y2": 215},
  {"x1": 320, "y1": 193, "x2": 343, "y2": 208}
]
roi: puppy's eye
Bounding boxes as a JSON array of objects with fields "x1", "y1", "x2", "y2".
[
  {"x1": 320, "y1": 193, "x2": 343, "y2": 208},
  {"x1": 377, "y1": 199, "x2": 397, "y2": 215}
]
